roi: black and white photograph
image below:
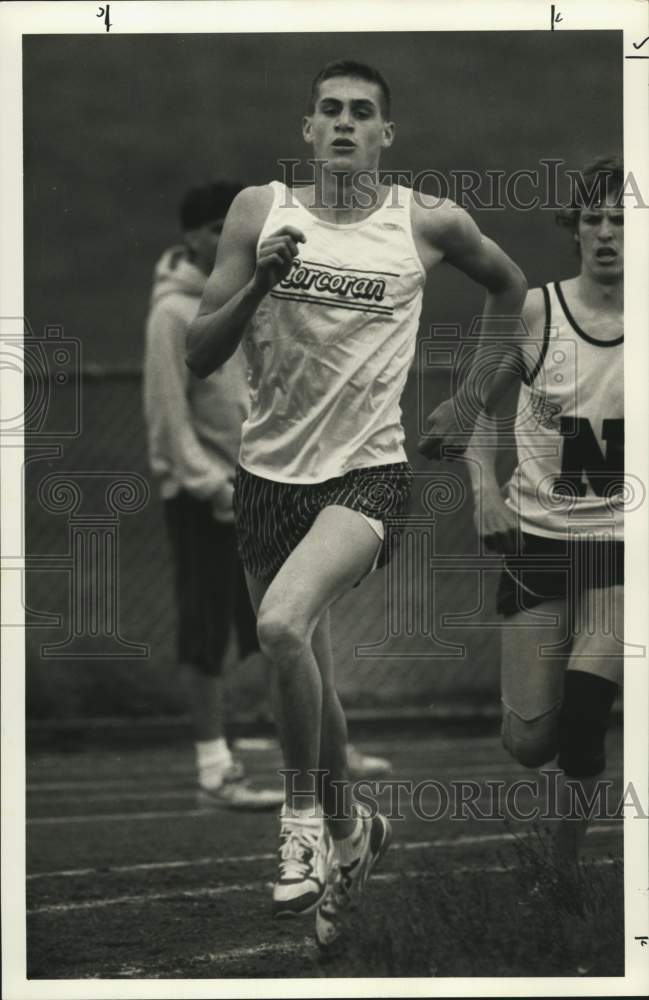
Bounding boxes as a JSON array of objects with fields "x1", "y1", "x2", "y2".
[{"x1": 1, "y1": 0, "x2": 648, "y2": 995}]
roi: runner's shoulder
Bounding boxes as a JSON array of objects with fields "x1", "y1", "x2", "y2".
[
  {"x1": 410, "y1": 194, "x2": 479, "y2": 252},
  {"x1": 226, "y1": 185, "x2": 275, "y2": 240},
  {"x1": 411, "y1": 193, "x2": 463, "y2": 227},
  {"x1": 234, "y1": 184, "x2": 275, "y2": 211}
]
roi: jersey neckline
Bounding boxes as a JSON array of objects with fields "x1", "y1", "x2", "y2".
[
  {"x1": 553, "y1": 281, "x2": 624, "y2": 347},
  {"x1": 278, "y1": 181, "x2": 401, "y2": 231}
]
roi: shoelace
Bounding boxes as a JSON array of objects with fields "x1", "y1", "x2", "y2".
[{"x1": 278, "y1": 822, "x2": 321, "y2": 880}]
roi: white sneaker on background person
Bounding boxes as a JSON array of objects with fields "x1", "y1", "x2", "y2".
[
  {"x1": 346, "y1": 745, "x2": 392, "y2": 780},
  {"x1": 196, "y1": 741, "x2": 283, "y2": 811}
]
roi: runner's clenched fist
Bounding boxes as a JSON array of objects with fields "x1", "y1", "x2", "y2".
[{"x1": 252, "y1": 225, "x2": 306, "y2": 295}]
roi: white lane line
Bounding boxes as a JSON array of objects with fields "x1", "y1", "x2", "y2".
[
  {"x1": 27, "y1": 853, "x2": 275, "y2": 880},
  {"x1": 175, "y1": 937, "x2": 312, "y2": 968},
  {"x1": 26, "y1": 768, "x2": 281, "y2": 793},
  {"x1": 27, "y1": 856, "x2": 619, "y2": 917},
  {"x1": 377, "y1": 857, "x2": 618, "y2": 880},
  {"x1": 26, "y1": 770, "x2": 282, "y2": 794},
  {"x1": 143, "y1": 939, "x2": 314, "y2": 976},
  {"x1": 27, "y1": 766, "x2": 197, "y2": 784},
  {"x1": 28, "y1": 808, "x2": 215, "y2": 825},
  {"x1": 29, "y1": 882, "x2": 265, "y2": 914},
  {"x1": 27, "y1": 779, "x2": 195, "y2": 792},
  {"x1": 92, "y1": 939, "x2": 313, "y2": 978},
  {"x1": 27, "y1": 824, "x2": 621, "y2": 881},
  {"x1": 29, "y1": 789, "x2": 234, "y2": 804},
  {"x1": 31, "y1": 790, "x2": 197, "y2": 803}
]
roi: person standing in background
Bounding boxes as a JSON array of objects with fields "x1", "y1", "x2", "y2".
[{"x1": 144, "y1": 182, "x2": 283, "y2": 809}]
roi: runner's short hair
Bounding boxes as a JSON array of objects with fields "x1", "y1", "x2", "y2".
[
  {"x1": 307, "y1": 60, "x2": 391, "y2": 119},
  {"x1": 556, "y1": 156, "x2": 624, "y2": 232}
]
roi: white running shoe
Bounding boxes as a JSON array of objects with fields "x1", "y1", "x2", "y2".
[
  {"x1": 346, "y1": 745, "x2": 392, "y2": 780},
  {"x1": 272, "y1": 808, "x2": 331, "y2": 919},
  {"x1": 197, "y1": 763, "x2": 283, "y2": 811},
  {"x1": 315, "y1": 807, "x2": 392, "y2": 950}
]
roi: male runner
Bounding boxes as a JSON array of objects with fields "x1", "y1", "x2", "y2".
[
  {"x1": 144, "y1": 182, "x2": 392, "y2": 788},
  {"x1": 463, "y1": 157, "x2": 624, "y2": 868},
  {"x1": 186, "y1": 61, "x2": 527, "y2": 941}
]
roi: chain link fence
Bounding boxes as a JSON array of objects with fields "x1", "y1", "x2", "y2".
[{"x1": 23, "y1": 366, "x2": 503, "y2": 722}]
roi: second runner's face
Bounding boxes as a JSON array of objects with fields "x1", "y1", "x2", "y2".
[
  {"x1": 303, "y1": 76, "x2": 395, "y2": 175},
  {"x1": 577, "y1": 198, "x2": 624, "y2": 284}
]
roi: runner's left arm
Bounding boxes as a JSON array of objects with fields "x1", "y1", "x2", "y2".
[{"x1": 417, "y1": 205, "x2": 527, "y2": 460}]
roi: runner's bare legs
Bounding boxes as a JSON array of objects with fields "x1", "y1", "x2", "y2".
[
  {"x1": 245, "y1": 503, "x2": 381, "y2": 837},
  {"x1": 501, "y1": 587, "x2": 622, "y2": 865}
]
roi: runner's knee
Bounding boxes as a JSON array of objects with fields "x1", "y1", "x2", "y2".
[
  {"x1": 557, "y1": 671, "x2": 618, "y2": 778},
  {"x1": 256, "y1": 603, "x2": 308, "y2": 663},
  {"x1": 501, "y1": 702, "x2": 561, "y2": 768}
]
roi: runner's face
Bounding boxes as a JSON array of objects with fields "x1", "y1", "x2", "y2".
[
  {"x1": 577, "y1": 198, "x2": 624, "y2": 283},
  {"x1": 303, "y1": 76, "x2": 394, "y2": 175}
]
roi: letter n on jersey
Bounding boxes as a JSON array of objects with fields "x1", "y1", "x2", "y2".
[{"x1": 552, "y1": 417, "x2": 624, "y2": 499}]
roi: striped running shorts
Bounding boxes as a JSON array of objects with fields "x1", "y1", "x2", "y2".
[{"x1": 233, "y1": 462, "x2": 413, "y2": 584}]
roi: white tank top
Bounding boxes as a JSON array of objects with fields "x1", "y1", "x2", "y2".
[
  {"x1": 239, "y1": 182, "x2": 431, "y2": 483},
  {"x1": 506, "y1": 282, "x2": 624, "y2": 539}
]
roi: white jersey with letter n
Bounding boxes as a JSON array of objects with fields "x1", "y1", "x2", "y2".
[
  {"x1": 239, "y1": 181, "x2": 433, "y2": 483},
  {"x1": 506, "y1": 281, "x2": 624, "y2": 540}
]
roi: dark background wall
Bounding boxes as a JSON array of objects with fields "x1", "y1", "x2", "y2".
[
  {"x1": 24, "y1": 31, "x2": 622, "y2": 365},
  {"x1": 23, "y1": 31, "x2": 622, "y2": 719}
]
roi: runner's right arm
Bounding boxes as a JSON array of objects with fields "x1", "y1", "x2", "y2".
[{"x1": 186, "y1": 186, "x2": 305, "y2": 378}]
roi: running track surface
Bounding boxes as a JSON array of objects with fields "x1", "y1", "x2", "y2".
[{"x1": 26, "y1": 726, "x2": 623, "y2": 979}]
